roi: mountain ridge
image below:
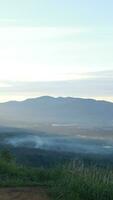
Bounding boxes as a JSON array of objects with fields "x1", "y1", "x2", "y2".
[
  {"x1": 0, "y1": 96, "x2": 113, "y2": 128},
  {"x1": 1, "y1": 96, "x2": 113, "y2": 105}
]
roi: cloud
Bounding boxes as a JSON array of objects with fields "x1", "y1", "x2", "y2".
[
  {"x1": 0, "y1": 26, "x2": 112, "y2": 82},
  {"x1": 60, "y1": 70, "x2": 113, "y2": 81},
  {"x1": 0, "y1": 27, "x2": 88, "y2": 41},
  {"x1": 84, "y1": 70, "x2": 113, "y2": 79},
  {"x1": 0, "y1": 82, "x2": 12, "y2": 88},
  {"x1": 0, "y1": 70, "x2": 113, "y2": 102}
]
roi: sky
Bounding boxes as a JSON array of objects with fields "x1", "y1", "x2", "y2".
[{"x1": 0, "y1": 0, "x2": 113, "y2": 102}]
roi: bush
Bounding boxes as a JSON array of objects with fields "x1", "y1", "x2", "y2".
[{"x1": 0, "y1": 149, "x2": 14, "y2": 163}]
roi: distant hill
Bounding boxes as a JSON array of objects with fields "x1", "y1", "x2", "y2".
[{"x1": 0, "y1": 96, "x2": 113, "y2": 128}]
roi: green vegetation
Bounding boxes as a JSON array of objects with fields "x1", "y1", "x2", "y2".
[
  {"x1": 0, "y1": 149, "x2": 14, "y2": 162},
  {"x1": 0, "y1": 150, "x2": 51, "y2": 187},
  {"x1": 0, "y1": 150, "x2": 113, "y2": 200},
  {"x1": 49, "y1": 164, "x2": 113, "y2": 200}
]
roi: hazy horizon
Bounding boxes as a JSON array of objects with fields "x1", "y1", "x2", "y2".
[{"x1": 0, "y1": 95, "x2": 113, "y2": 104}]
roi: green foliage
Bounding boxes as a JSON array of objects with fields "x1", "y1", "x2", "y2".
[
  {"x1": 0, "y1": 150, "x2": 113, "y2": 200},
  {"x1": 0, "y1": 149, "x2": 14, "y2": 163},
  {"x1": 49, "y1": 164, "x2": 113, "y2": 200},
  {"x1": 0, "y1": 149, "x2": 55, "y2": 187}
]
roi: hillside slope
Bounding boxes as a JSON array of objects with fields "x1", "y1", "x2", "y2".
[{"x1": 0, "y1": 96, "x2": 113, "y2": 128}]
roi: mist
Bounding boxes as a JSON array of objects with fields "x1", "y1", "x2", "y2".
[{"x1": 2, "y1": 132, "x2": 113, "y2": 155}]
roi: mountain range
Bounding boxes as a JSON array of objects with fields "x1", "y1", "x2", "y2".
[{"x1": 0, "y1": 96, "x2": 113, "y2": 129}]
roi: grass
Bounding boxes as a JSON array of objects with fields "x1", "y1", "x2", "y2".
[
  {"x1": 49, "y1": 163, "x2": 113, "y2": 200},
  {"x1": 0, "y1": 159, "x2": 52, "y2": 187},
  {"x1": 0, "y1": 150, "x2": 113, "y2": 199}
]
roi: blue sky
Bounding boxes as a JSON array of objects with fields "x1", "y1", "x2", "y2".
[
  {"x1": 0, "y1": 0, "x2": 113, "y2": 27},
  {"x1": 0, "y1": 0, "x2": 113, "y2": 102}
]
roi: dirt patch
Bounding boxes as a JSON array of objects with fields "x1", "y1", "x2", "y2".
[{"x1": 0, "y1": 187, "x2": 50, "y2": 200}]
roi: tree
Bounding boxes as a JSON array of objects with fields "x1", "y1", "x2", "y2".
[{"x1": 0, "y1": 149, "x2": 14, "y2": 162}]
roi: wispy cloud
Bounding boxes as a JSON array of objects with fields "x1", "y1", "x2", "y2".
[
  {"x1": 65, "y1": 70, "x2": 113, "y2": 80},
  {"x1": 0, "y1": 26, "x2": 90, "y2": 41},
  {"x1": 0, "y1": 82, "x2": 12, "y2": 88},
  {"x1": 0, "y1": 26, "x2": 112, "y2": 82},
  {"x1": 0, "y1": 70, "x2": 113, "y2": 102},
  {"x1": 84, "y1": 70, "x2": 113, "y2": 79}
]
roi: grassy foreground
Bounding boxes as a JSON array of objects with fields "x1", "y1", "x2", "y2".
[{"x1": 0, "y1": 150, "x2": 113, "y2": 200}]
